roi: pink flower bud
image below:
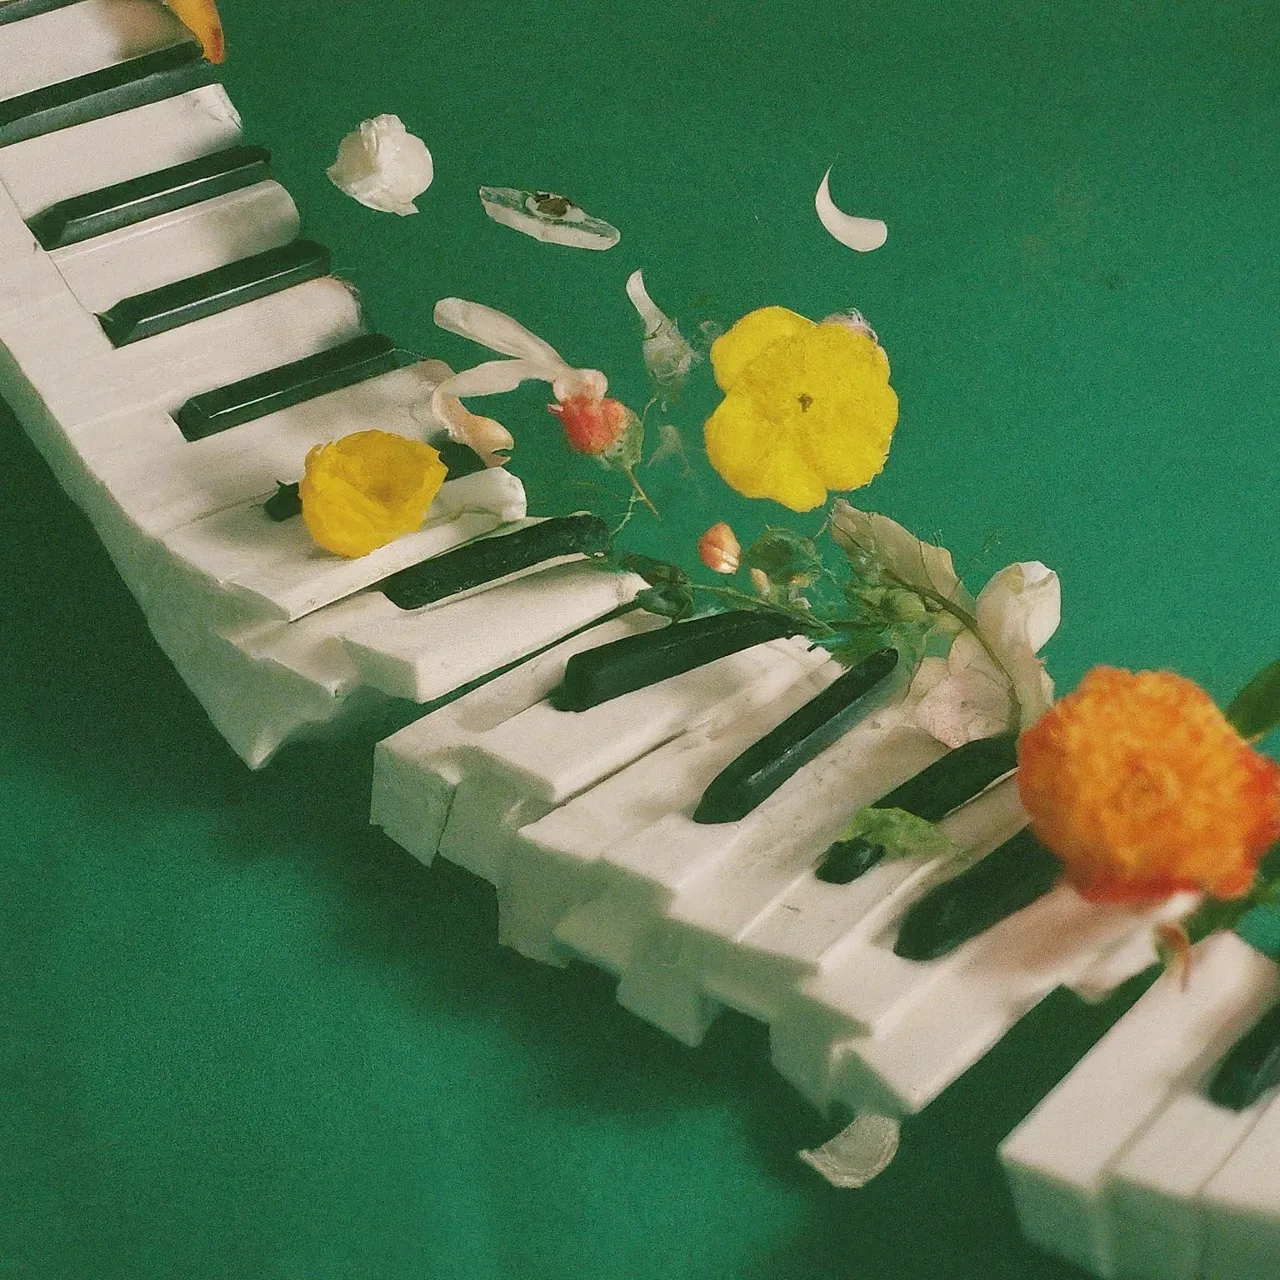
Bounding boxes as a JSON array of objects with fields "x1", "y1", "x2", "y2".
[
  {"x1": 548, "y1": 394, "x2": 630, "y2": 456},
  {"x1": 697, "y1": 522, "x2": 741, "y2": 574}
]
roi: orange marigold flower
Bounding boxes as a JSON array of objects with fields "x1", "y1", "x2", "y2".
[{"x1": 1017, "y1": 667, "x2": 1280, "y2": 904}]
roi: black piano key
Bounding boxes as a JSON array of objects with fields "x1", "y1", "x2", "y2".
[
  {"x1": 96, "y1": 239, "x2": 331, "y2": 347},
  {"x1": 892, "y1": 828, "x2": 1061, "y2": 962},
  {"x1": 692, "y1": 647, "x2": 900, "y2": 825},
  {"x1": 816, "y1": 733, "x2": 1020, "y2": 884},
  {"x1": 378, "y1": 514, "x2": 611, "y2": 611},
  {"x1": 0, "y1": 43, "x2": 216, "y2": 147},
  {"x1": 1207, "y1": 1002, "x2": 1280, "y2": 1111},
  {"x1": 29, "y1": 144, "x2": 273, "y2": 251},
  {"x1": 550, "y1": 609, "x2": 803, "y2": 712},
  {"x1": 0, "y1": 0, "x2": 82, "y2": 24},
  {"x1": 174, "y1": 334, "x2": 414, "y2": 441}
]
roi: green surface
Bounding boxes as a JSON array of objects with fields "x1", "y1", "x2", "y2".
[{"x1": 3, "y1": 0, "x2": 1279, "y2": 1276}]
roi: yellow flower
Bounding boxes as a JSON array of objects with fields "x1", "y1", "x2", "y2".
[
  {"x1": 300, "y1": 430, "x2": 447, "y2": 558},
  {"x1": 703, "y1": 307, "x2": 898, "y2": 512},
  {"x1": 1017, "y1": 667, "x2": 1280, "y2": 904}
]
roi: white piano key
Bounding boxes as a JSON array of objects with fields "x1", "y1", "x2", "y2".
[
  {"x1": 69, "y1": 360, "x2": 452, "y2": 535},
  {"x1": 1107, "y1": 1091, "x2": 1271, "y2": 1280},
  {"x1": 3, "y1": 275, "x2": 364, "y2": 430},
  {"x1": 339, "y1": 559, "x2": 643, "y2": 702},
  {"x1": 582, "y1": 763, "x2": 1023, "y2": 1052},
  {"x1": 832, "y1": 885, "x2": 1188, "y2": 1118},
  {"x1": 0, "y1": 84, "x2": 241, "y2": 218},
  {"x1": 1000, "y1": 933, "x2": 1279, "y2": 1279},
  {"x1": 0, "y1": 0, "x2": 187, "y2": 102},
  {"x1": 370, "y1": 611, "x2": 666, "y2": 864},
  {"x1": 501, "y1": 643, "x2": 876, "y2": 968},
  {"x1": 48, "y1": 180, "x2": 299, "y2": 313},
  {"x1": 434, "y1": 636, "x2": 828, "y2": 885},
  {"x1": 161, "y1": 469, "x2": 527, "y2": 623},
  {"x1": 1203, "y1": 1088, "x2": 1280, "y2": 1279}
]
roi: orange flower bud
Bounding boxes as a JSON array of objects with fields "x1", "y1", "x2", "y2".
[
  {"x1": 1017, "y1": 667, "x2": 1280, "y2": 904},
  {"x1": 698, "y1": 522, "x2": 741, "y2": 574}
]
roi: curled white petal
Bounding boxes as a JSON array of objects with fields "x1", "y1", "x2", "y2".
[
  {"x1": 479, "y1": 185, "x2": 620, "y2": 250},
  {"x1": 910, "y1": 633, "x2": 1016, "y2": 749},
  {"x1": 625, "y1": 269, "x2": 699, "y2": 400},
  {"x1": 327, "y1": 114, "x2": 433, "y2": 216},
  {"x1": 433, "y1": 298, "x2": 567, "y2": 374},
  {"x1": 815, "y1": 168, "x2": 887, "y2": 252},
  {"x1": 975, "y1": 561, "x2": 1060, "y2": 727}
]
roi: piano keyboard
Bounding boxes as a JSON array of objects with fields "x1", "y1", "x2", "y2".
[{"x1": 2, "y1": 2, "x2": 1276, "y2": 1273}]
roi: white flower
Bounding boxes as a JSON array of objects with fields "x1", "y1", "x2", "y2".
[
  {"x1": 908, "y1": 561, "x2": 1060, "y2": 748},
  {"x1": 426, "y1": 298, "x2": 607, "y2": 465},
  {"x1": 327, "y1": 114, "x2": 433, "y2": 216}
]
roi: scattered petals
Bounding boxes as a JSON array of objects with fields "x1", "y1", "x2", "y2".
[
  {"x1": 479, "y1": 186, "x2": 620, "y2": 249},
  {"x1": 698, "y1": 522, "x2": 741, "y2": 574},
  {"x1": 704, "y1": 309, "x2": 898, "y2": 512},
  {"x1": 300, "y1": 430, "x2": 447, "y2": 558},
  {"x1": 328, "y1": 114, "x2": 433, "y2": 216},
  {"x1": 800, "y1": 1113, "x2": 900, "y2": 1189},
  {"x1": 815, "y1": 167, "x2": 887, "y2": 252},
  {"x1": 1018, "y1": 667, "x2": 1280, "y2": 904},
  {"x1": 625, "y1": 269, "x2": 700, "y2": 402},
  {"x1": 163, "y1": 0, "x2": 224, "y2": 62}
]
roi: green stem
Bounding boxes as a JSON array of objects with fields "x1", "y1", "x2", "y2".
[
  {"x1": 623, "y1": 464, "x2": 659, "y2": 517},
  {"x1": 692, "y1": 583, "x2": 835, "y2": 636}
]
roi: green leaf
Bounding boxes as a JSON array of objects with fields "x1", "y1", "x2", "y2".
[
  {"x1": 839, "y1": 806, "x2": 958, "y2": 863},
  {"x1": 1226, "y1": 660, "x2": 1280, "y2": 742},
  {"x1": 601, "y1": 407, "x2": 644, "y2": 471}
]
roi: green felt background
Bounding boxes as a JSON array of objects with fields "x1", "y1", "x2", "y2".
[{"x1": 3, "y1": 0, "x2": 1279, "y2": 1276}]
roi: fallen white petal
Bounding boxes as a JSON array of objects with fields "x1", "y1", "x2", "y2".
[
  {"x1": 815, "y1": 168, "x2": 887, "y2": 252},
  {"x1": 799, "y1": 1113, "x2": 900, "y2": 1189},
  {"x1": 480, "y1": 185, "x2": 620, "y2": 250},
  {"x1": 625, "y1": 269, "x2": 699, "y2": 400},
  {"x1": 433, "y1": 298, "x2": 567, "y2": 372},
  {"x1": 327, "y1": 114, "x2": 433, "y2": 216}
]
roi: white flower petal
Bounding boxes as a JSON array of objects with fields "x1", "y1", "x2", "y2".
[
  {"x1": 815, "y1": 168, "x2": 887, "y2": 253},
  {"x1": 625, "y1": 269, "x2": 699, "y2": 400},
  {"x1": 830, "y1": 500, "x2": 972, "y2": 606},
  {"x1": 975, "y1": 561, "x2": 1060, "y2": 728},
  {"x1": 327, "y1": 114, "x2": 433, "y2": 216},
  {"x1": 479, "y1": 186, "x2": 620, "y2": 250},
  {"x1": 432, "y1": 298, "x2": 568, "y2": 374}
]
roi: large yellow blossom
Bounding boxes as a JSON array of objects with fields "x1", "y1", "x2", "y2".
[
  {"x1": 703, "y1": 307, "x2": 898, "y2": 512},
  {"x1": 1017, "y1": 667, "x2": 1280, "y2": 904},
  {"x1": 300, "y1": 430, "x2": 447, "y2": 558}
]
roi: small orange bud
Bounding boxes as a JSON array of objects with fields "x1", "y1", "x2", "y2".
[
  {"x1": 698, "y1": 522, "x2": 741, "y2": 574},
  {"x1": 548, "y1": 394, "x2": 630, "y2": 456}
]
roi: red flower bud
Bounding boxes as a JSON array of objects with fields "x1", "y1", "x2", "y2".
[{"x1": 548, "y1": 394, "x2": 630, "y2": 456}]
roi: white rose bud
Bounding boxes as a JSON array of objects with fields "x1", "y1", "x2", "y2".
[{"x1": 327, "y1": 114, "x2": 433, "y2": 216}]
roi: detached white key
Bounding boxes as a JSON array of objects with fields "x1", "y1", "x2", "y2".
[
  {"x1": 1203, "y1": 1086, "x2": 1280, "y2": 1280},
  {"x1": 1000, "y1": 933, "x2": 1279, "y2": 1279}
]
